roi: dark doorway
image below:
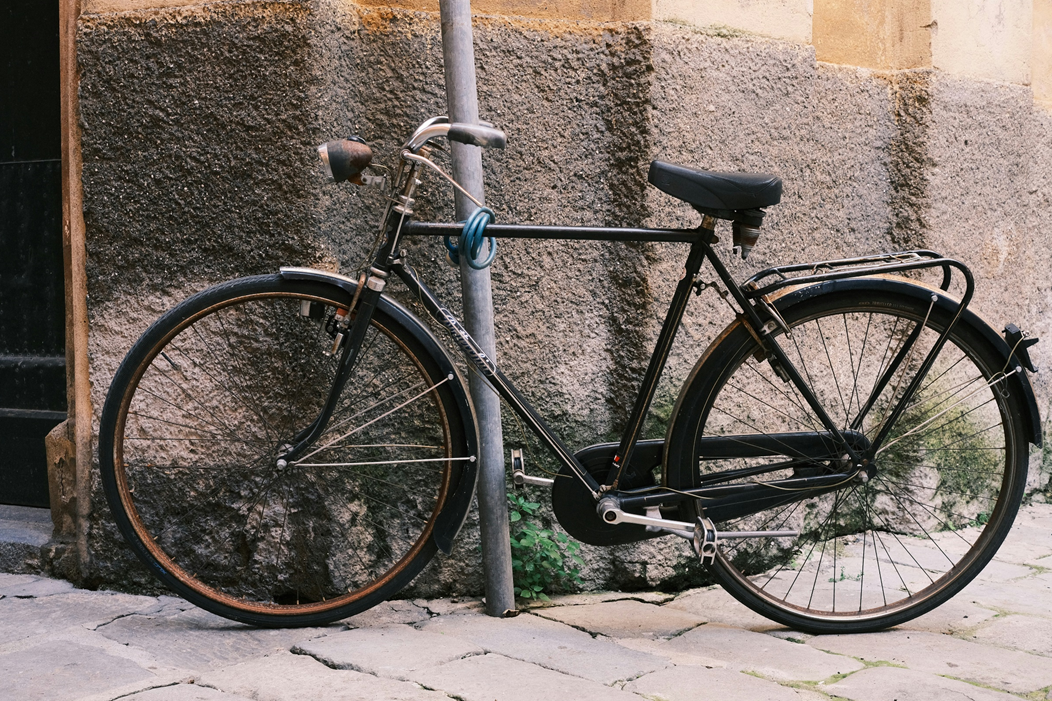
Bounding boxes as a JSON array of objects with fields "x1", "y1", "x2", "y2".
[{"x1": 0, "y1": 0, "x2": 65, "y2": 507}]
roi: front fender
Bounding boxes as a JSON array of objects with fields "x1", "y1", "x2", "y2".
[{"x1": 279, "y1": 267, "x2": 480, "y2": 553}]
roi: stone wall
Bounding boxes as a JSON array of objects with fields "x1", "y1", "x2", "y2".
[{"x1": 73, "y1": 0, "x2": 1052, "y2": 595}]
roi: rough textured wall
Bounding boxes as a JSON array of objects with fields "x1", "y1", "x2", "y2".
[
  {"x1": 77, "y1": 0, "x2": 1052, "y2": 596},
  {"x1": 78, "y1": 0, "x2": 339, "y2": 589}
]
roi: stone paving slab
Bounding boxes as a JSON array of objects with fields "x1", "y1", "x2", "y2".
[
  {"x1": 967, "y1": 613, "x2": 1052, "y2": 657},
  {"x1": 898, "y1": 594, "x2": 999, "y2": 635},
  {"x1": 531, "y1": 599, "x2": 706, "y2": 639},
  {"x1": 95, "y1": 602, "x2": 336, "y2": 672},
  {"x1": 624, "y1": 665, "x2": 827, "y2": 701},
  {"x1": 531, "y1": 591, "x2": 676, "y2": 608},
  {"x1": 410, "y1": 653, "x2": 641, "y2": 701},
  {"x1": 419, "y1": 611, "x2": 668, "y2": 684},
  {"x1": 293, "y1": 625, "x2": 483, "y2": 679},
  {"x1": 346, "y1": 599, "x2": 431, "y2": 627},
  {"x1": 809, "y1": 629, "x2": 1052, "y2": 694},
  {"x1": 0, "y1": 639, "x2": 157, "y2": 701},
  {"x1": 198, "y1": 650, "x2": 451, "y2": 701},
  {"x1": 664, "y1": 623, "x2": 864, "y2": 681},
  {"x1": 120, "y1": 684, "x2": 253, "y2": 700},
  {"x1": 0, "y1": 505, "x2": 51, "y2": 546},
  {"x1": 0, "y1": 590, "x2": 159, "y2": 649},
  {"x1": 0, "y1": 573, "x2": 76, "y2": 598},
  {"x1": 412, "y1": 596, "x2": 485, "y2": 616},
  {"x1": 612, "y1": 636, "x2": 731, "y2": 668},
  {"x1": 664, "y1": 585, "x2": 790, "y2": 632},
  {"x1": 822, "y1": 665, "x2": 1020, "y2": 701},
  {"x1": 992, "y1": 524, "x2": 1052, "y2": 566},
  {"x1": 964, "y1": 572, "x2": 1052, "y2": 617}
]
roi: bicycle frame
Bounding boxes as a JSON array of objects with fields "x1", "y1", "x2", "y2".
[{"x1": 296, "y1": 136, "x2": 978, "y2": 530}]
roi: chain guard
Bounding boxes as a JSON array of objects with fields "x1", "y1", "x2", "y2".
[{"x1": 551, "y1": 440, "x2": 665, "y2": 546}]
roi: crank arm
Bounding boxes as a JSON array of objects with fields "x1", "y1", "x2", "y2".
[{"x1": 596, "y1": 497, "x2": 798, "y2": 544}]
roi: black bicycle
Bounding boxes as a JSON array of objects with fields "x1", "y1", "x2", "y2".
[{"x1": 98, "y1": 117, "x2": 1042, "y2": 634}]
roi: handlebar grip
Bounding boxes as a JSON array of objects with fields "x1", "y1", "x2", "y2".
[{"x1": 447, "y1": 123, "x2": 507, "y2": 150}]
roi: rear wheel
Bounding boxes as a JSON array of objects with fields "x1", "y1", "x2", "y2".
[
  {"x1": 99, "y1": 275, "x2": 473, "y2": 627},
  {"x1": 666, "y1": 282, "x2": 1029, "y2": 633}
]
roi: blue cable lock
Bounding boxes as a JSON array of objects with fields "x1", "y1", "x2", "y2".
[{"x1": 445, "y1": 207, "x2": 497, "y2": 269}]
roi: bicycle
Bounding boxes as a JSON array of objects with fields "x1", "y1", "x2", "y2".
[{"x1": 98, "y1": 116, "x2": 1042, "y2": 634}]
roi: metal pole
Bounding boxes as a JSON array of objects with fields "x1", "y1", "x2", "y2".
[{"x1": 438, "y1": 0, "x2": 515, "y2": 617}]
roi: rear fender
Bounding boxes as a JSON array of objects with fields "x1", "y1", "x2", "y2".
[{"x1": 770, "y1": 278, "x2": 1041, "y2": 447}]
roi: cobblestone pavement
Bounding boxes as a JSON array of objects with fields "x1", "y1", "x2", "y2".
[{"x1": 2, "y1": 504, "x2": 1050, "y2": 701}]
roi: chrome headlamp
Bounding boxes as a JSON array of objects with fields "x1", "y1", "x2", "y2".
[{"x1": 317, "y1": 136, "x2": 373, "y2": 184}]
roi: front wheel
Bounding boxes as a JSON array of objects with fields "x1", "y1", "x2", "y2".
[
  {"x1": 666, "y1": 280, "x2": 1030, "y2": 633},
  {"x1": 99, "y1": 275, "x2": 475, "y2": 627}
]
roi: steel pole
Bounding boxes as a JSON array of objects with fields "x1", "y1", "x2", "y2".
[{"x1": 438, "y1": 0, "x2": 515, "y2": 617}]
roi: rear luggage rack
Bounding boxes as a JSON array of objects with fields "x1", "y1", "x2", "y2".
[{"x1": 742, "y1": 250, "x2": 970, "y2": 302}]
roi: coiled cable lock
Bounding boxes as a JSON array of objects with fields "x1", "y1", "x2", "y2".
[{"x1": 445, "y1": 207, "x2": 497, "y2": 270}]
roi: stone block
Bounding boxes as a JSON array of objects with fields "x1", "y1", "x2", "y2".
[
  {"x1": 0, "y1": 505, "x2": 50, "y2": 575},
  {"x1": 0, "y1": 639, "x2": 154, "y2": 700},
  {"x1": 824, "y1": 665, "x2": 1019, "y2": 701},
  {"x1": 969, "y1": 614, "x2": 1052, "y2": 657},
  {"x1": 0, "y1": 590, "x2": 157, "y2": 646},
  {"x1": 413, "y1": 596, "x2": 484, "y2": 616},
  {"x1": 986, "y1": 523, "x2": 1052, "y2": 567},
  {"x1": 612, "y1": 636, "x2": 730, "y2": 668},
  {"x1": 665, "y1": 624, "x2": 863, "y2": 681},
  {"x1": 931, "y1": 0, "x2": 1032, "y2": 85},
  {"x1": 418, "y1": 612, "x2": 667, "y2": 684},
  {"x1": 626, "y1": 665, "x2": 827, "y2": 701},
  {"x1": 293, "y1": 625, "x2": 483, "y2": 679},
  {"x1": 534, "y1": 590, "x2": 675, "y2": 608},
  {"x1": 0, "y1": 574, "x2": 75, "y2": 599},
  {"x1": 963, "y1": 572, "x2": 1052, "y2": 618},
  {"x1": 121, "y1": 684, "x2": 253, "y2": 700},
  {"x1": 532, "y1": 599, "x2": 706, "y2": 639},
  {"x1": 809, "y1": 629, "x2": 1052, "y2": 694},
  {"x1": 198, "y1": 650, "x2": 451, "y2": 701},
  {"x1": 813, "y1": 0, "x2": 932, "y2": 70},
  {"x1": 665, "y1": 585, "x2": 790, "y2": 632},
  {"x1": 899, "y1": 595, "x2": 998, "y2": 635},
  {"x1": 410, "y1": 653, "x2": 641, "y2": 701},
  {"x1": 655, "y1": 0, "x2": 814, "y2": 44},
  {"x1": 1036, "y1": 0, "x2": 1052, "y2": 105},
  {"x1": 96, "y1": 604, "x2": 336, "y2": 671},
  {"x1": 346, "y1": 599, "x2": 431, "y2": 627}
]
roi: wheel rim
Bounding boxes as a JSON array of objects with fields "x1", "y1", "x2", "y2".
[
  {"x1": 688, "y1": 297, "x2": 1019, "y2": 623},
  {"x1": 111, "y1": 290, "x2": 456, "y2": 617}
]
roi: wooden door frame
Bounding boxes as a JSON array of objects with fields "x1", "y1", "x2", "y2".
[{"x1": 55, "y1": 0, "x2": 91, "y2": 580}]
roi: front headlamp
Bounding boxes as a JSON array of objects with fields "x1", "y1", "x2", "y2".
[{"x1": 317, "y1": 136, "x2": 373, "y2": 184}]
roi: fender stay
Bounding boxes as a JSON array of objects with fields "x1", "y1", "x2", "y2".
[{"x1": 279, "y1": 267, "x2": 480, "y2": 553}]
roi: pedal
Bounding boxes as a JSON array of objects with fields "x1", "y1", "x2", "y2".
[
  {"x1": 693, "y1": 517, "x2": 718, "y2": 565},
  {"x1": 692, "y1": 517, "x2": 799, "y2": 565},
  {"x1": 511, "y1": 449, "x2": 554, "y2": 488}
]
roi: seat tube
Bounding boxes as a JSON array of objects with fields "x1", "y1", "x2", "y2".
[{"x1": 606, "y1": 222, "x2": 715, "y2": 488}]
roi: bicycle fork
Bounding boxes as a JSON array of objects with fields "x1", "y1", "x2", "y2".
[{"x1": 276, "y1": 271, "x2": 389, "y2": 465}]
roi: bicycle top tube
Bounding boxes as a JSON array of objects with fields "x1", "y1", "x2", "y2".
[{"x1": 402, "y1": 221, "x2": 707, "y2": 243}]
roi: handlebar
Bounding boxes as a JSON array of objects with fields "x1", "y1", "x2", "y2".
[{"x1": 403, "y1": 117, "x2": 506, "y2": 152}]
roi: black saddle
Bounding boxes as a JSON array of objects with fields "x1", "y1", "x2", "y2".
[{"x1": 648, "y1": 160, "x2": 782, "y2": 225}]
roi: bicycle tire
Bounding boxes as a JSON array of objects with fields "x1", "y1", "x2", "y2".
[
  {"x1": 99, "y1": 274, "x2": 475, "y2": 627},
  {"x1": 665, "y1": 278, "x2": 1030, "y2": 633}
]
